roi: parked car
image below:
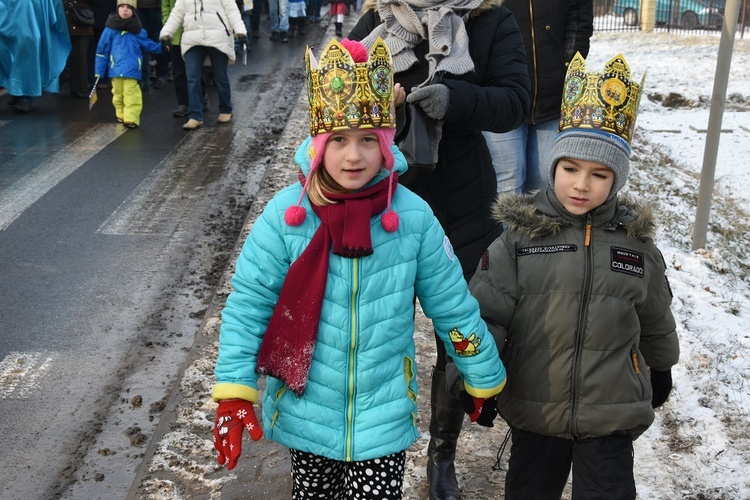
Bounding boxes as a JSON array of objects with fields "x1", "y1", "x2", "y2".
[{"x1": 612, "y1": 0, "x2": 725, "y2": 29}]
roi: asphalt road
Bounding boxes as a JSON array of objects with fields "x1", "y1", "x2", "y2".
[{"x1": 0, "y1": 22, "x2": 329, "y2": 499}]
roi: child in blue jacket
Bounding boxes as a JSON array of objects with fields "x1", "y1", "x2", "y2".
[
  {"x1": 210, "y1": 38, "x2": 507, "y2": 498},
  {"x1": 94, "y1": 0, "x2": 162, "y2": 128}
]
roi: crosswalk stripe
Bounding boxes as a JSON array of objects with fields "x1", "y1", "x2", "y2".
[
  {"x1": 0, "y1": 351, "x2": 57, "y2": 399},
  {"x1": 0, "y1": 123, "x2": 127, "y2": 231}
]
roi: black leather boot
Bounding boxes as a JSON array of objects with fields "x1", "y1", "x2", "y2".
[
  {"x1": 427, "y1": 368, "x2": 464, "y2": 500},
  {"x1": 335, "y1": 22, "x2": 343, "y2": 37}
]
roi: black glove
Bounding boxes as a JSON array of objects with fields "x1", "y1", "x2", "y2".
[
  {"x1": 650, "y1": 369, "x2": 673, "y2": 408},
  {"x1": 236, "y1": 34, "x2": 249, "y2": 51},
  {"x1": 458, "y1": 392, "x2": 497, "y2": 427},
  {"x1": 160, "y1": 40, "x2": 171, "y2": 53}
]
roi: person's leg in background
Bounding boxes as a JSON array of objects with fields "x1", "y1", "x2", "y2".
[
  {"x1": 483, "y1": 125, "x2": 527, "y2": 195},
  {"x1": 139, "y1": 7, "x2": 169, "y2": 89},
  {"x1": 69, "y1": 35, "x2": 91, "y2": 97},
  {"x1": 522, "y1": 119, "x2": 559, "y2": 193},
  {"x1": 182, "y1": 45, "x2": 208, "y2": 129},
  {"x1": 171, "y1": 45, "x2": 189, "y2": 117},
  {"x1": 121, "y1": 77, "x2": 143, "y2": 127},
  {"x1": 426, "y1": 335, "x2": 465, "y2": 500},
  {"x1": 207, "y1": 47, "x2": 232, "y2": 123}
]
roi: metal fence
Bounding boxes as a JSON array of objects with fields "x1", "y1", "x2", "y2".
[{"x1": 594, "y1": 0, "x2": 749, "y2": 35}]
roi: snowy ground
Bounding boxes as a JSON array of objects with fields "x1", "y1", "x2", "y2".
[{"x1": 137, "y1": 30, "x2": 750, "y2": 499}]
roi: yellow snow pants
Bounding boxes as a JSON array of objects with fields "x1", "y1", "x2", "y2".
[{"x1": 111, "y1": 77, "x2": 143, "y2": 126}]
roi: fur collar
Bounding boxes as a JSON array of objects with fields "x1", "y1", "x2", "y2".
[
  {"x1": 360, "y1": 0, "x2": 504, "y2": 18},
  {"x1": 491, "y1": 190, "x2": 656, "y2": 241}
]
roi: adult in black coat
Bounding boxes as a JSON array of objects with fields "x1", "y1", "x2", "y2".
[
  {"x1": 349, "y1": 1, "x2": 530, "y2": 498},
  {"x1": 485, "y1": 0, "x2": 593, "y2": 194}
]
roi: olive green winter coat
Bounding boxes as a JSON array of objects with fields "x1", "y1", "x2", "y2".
[{"x1": 469, "y1": 188, "x2": 679, "y2": 440}]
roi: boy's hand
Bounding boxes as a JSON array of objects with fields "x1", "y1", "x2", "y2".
[
  {"x1": 213, "y1": 399, "x2": 263, "y2": 470},
  {"x1": 650, "y1": 369, "x2": 673, "y2": 408},
  {"x1": 458, "y1": 392, "x2": 497, "y2": 427},
  {"x1": 161, "y1": 41, "x2": 171, "y2": 53}
]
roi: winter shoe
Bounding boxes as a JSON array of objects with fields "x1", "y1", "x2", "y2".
[
  {"x1": 172, "y1": 105, "x2": 189, "y2": 117},
  {"x1": 335, "y1": 22, "x2": 343, "y2": 37},
  {"x1": 15, "y1": 100, "x2": 31, "y2": 113},
  {"x1": 427, "y1": 368, "x2": 464, "y2": 500},
  {"x1": 182, "y1": 119, "x2": 204, "y2": 130},
  {"x1": 153, "y1": 77, "x2": 167, "y2": 89},
  {"x1": 280, "y1": 31, "x2": 289, "y2": 43},
  {"x1": 124, "y1": 122, "x2": 138, "y2": 129},
  {"x1": 270, "y1": 31, "x2": 279, "y2": 41},
  {"x1": 217, "y1": 113, "x2": 232, "y2": 124}
]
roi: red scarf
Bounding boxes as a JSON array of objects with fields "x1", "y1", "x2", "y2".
[{"x1": 256, "y1": 173, "x2": 399, "y2": 395}]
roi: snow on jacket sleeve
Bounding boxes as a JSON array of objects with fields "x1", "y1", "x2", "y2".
[
  {"x1": 415, "y1": 210, "x2": 506, "y2": 398},
  {"x1": 212, "y1": 196, "x2": 290, "y2": 403},
  {"x1": 636, "y1": 244, "x2": 680, "y2": 371}
]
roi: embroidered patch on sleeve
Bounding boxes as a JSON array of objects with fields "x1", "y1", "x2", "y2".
[
  {"x1": 448, "y1": 328, "x2": 480, "y2": 356},
  {"x1": 611, "y1": 247, "x2": 644, "y2": 278},
  {"x1": 481, "y1": 251, "x2": 489, "y2": 270},
  {"x1": 443, "y1": 236, "x2": 455, "y2": 261},
  {"x1": 516, "y1": 244, "x2": 577, "y2": 257}
]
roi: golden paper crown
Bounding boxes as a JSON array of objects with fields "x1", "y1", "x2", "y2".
[
  {"x1": 559, "y1": 52, "x2": 645, "y2": 144},
  {"x1": 305, "y1": 38, "x2": 395, "y2": 137}
]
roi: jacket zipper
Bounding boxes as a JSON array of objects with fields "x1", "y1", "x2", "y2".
[
  {"x1": 529, "y1": 1, "x2": 539, "y2": 123},
  {"x1": 345, "y1": 258, "x2": 359, "y2": 461},
  {"x1": 216, "y1": 12, "x2": 230, "y2": 36},
  {"x1": 570, "y1": 213, "x2": 593, "y2": 437}
]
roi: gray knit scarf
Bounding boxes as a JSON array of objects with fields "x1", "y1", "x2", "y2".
[{"x1": 360, "y1": 0, "x2": 482, "y2": 83}]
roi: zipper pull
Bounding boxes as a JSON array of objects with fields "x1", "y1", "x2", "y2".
[{"x1": 585, "y1": 223, "x2": 592, "y2": 246}]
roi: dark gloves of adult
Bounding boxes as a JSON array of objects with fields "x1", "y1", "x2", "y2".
[
  {"x1": 405, "y1": 83, "x2": 450, "y2": 120},
  {"x1": 650, "y1": 369, "x2": 673, "y2": 408},
  {"x1": 213, "y1": 399, "x2": 263, "y2": 470},
  {"x1": 458, "y1": 392, "x2": 497, "y2": 427},
  {"x1": 236, "y1": 34, "x2": 249, "y2": 51}
]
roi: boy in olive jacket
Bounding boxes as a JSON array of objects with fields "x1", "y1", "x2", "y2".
[{"x1": 468, "y1": 53, "x2": 680, "y2": 499}]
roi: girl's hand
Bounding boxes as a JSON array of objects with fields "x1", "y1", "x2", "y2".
[{"x1": 394, "y1": 83, "x2": 406, "y2": 107}]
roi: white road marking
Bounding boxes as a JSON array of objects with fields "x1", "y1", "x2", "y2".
[
  {"x1": 0, "y1": 123, "x2": 127, "y2": 231},
  {"x1": 0, "y1": 351, "x2": 57, "y2": 399}
]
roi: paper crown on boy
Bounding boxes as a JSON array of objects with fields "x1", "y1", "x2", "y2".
[
  {"x1": 118, "y1": 0, "x2": 137, "y2": 8},
  {"x1": 284, "y1": 38, "x2": 400, "y2": 232},
  {"x1": 549, "y1": 52, "x2": 645, "y2": 200}
]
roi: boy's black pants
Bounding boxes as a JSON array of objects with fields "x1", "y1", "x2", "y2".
[{"x1": 505, "y1": 428, "x2": 636, "y2": 500}]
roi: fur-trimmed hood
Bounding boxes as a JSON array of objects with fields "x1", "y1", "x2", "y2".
[
  {"x1": 491, "y1": 188, "x2": 656, "y2": 241},
  {"x1": 359, "y1": 0, "x2": 505, "y2": 18}
]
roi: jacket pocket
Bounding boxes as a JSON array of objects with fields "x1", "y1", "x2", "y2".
[
  {"x1": 630, "y1": 344, "x2": 649, "y2": 401},
  {"x1": 269, "y1": 385, "x2": 287, "y2": 429},
  {"x1": 403, "y1": 356, "x2": 418, "y2": 426}
]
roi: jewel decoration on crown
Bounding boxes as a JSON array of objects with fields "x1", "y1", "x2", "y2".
[
  {"x1": 559, "y1": 52, "x2": 645, "y2": 145},
  {"x1": 305, "y1": 37, "x2": 395, "y2": 137}
]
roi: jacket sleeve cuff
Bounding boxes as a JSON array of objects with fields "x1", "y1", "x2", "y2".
[
  {"x1": 212, "y1": 382, "x2": 259, "y2": 403},
  {"x1": 463, "y1": 378, "x2": 506, "y2": 399}
]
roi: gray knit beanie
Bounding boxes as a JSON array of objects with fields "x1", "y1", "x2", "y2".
[{"x1": 548, "y1": 129, "x2": 631, "y2": 201}]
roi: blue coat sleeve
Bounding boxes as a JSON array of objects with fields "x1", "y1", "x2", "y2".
[
  {"x1": 137, "y1": 29, "x2": 163, "y2": 54},
  {"x1": 94, "y1": 29, "x2": 113, "y2": 77}
]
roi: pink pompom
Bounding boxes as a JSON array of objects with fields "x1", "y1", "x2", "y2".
[
  {"x1": 340, "y1": 38, "x2": 368, "y2": 63},
  {"x1": 381, "y1": 211, "x2": 399, "y2": 233},
  {"x1": 285, "y1": 205, "x2": 307, "y2": 226}
]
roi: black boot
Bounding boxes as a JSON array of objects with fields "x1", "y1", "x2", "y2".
[
  {"x1": 335, "y1": 22, "x2": 343, "y2": 37},
  {"x1": 427, "y1": 368, "x2": 463, "y2": 500}
]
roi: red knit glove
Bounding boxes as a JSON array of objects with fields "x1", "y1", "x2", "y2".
[
  {"x1": 458, "y1": 392, "x2": 497, "y2": 427},
  {"x1": 213, "y1": 399, "x2": 263, "y2": 470}
]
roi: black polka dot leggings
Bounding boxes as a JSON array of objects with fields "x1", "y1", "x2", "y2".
[{"x1": 289, "y1": 448, "x2": 406, "y2": 499}]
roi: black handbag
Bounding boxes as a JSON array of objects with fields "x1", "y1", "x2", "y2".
[
  {"x1": 398, "y1": 102, "x2": 435, "y2": 170},
  {"x1": 70, "y1": 1, "x2": 95, "y2": 26}
]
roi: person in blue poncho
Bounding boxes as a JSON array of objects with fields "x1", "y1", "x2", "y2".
[{"x1": 0, "y1": 0, "x2": 72, "y2": 112}]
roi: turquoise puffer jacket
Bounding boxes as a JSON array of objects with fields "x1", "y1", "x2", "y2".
[{"x1": 214, "y1": 139, "x2": 506, "y2": 462}]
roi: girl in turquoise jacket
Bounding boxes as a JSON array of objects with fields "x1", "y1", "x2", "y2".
[{"x1": 211, "y1": 38, "x2": 506, "y2": 499}]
